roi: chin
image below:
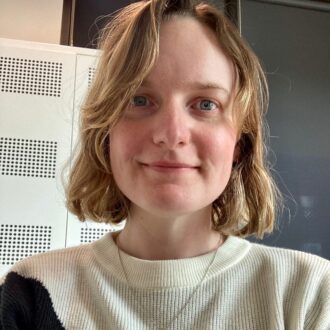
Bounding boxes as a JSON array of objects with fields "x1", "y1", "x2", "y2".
[{"x1": 142, "y1": 195, "x2": 210, "y2": 217}]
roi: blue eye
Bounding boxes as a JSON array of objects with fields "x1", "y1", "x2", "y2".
[
  {"x1": 132, "y1": 95, "x2": 149, "y2": 107},
  {"x1": 198, "y1": 99, "x2": 217, "y2": 111}
]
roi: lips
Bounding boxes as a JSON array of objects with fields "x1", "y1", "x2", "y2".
[
  {"x1": 148, "y1": 161, "x2": 197, "y2": 168},
  {"x1": 141, "y1": 161, "x2": 199, "y2": 172}
]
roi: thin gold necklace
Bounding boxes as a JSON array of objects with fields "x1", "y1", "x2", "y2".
[{"x1": 117, "y1": 235, "x2": 222, "y2": 330}]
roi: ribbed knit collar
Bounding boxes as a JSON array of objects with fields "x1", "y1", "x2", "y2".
[{"x1": 92, "y1": 232, "x2": 251, "y2": 289}]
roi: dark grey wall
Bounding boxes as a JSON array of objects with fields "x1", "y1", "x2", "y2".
[
  {"x1": 71, "y1": 0, "x2": 136, "y2": 48},
  {"x1": 241, "y1": 0, "x2": 330, "y2": 259},
  {"x1": 70, "y1": 0, "x2": 227, "y2": 48},
  {"x1": 70, "y1": 0, "x2": 229, "y2": 48}
]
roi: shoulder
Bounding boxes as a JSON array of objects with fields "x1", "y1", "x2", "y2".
[
  {"x1": 0, "y1": 242, "x2": 97, "y2": 329},
  {"x1": 0, "y1": 271, "x2": 65, "y2": 329},
  {"x1": 248, "y1": 241, "x2": 330, "y2": 275},
  {"x1": 247, "y1": 241, "x2": 330, "y2": 307},
  {"x1": 0, "y1": 240, "x2": 101, "y2": 302},
  {"x1": 228, "y1": 238, "x2": 330, "y2": 294},
  {"x1": 244, "y1": 241, "x2": 330, "y2": 328},
  {"x1": 245, "y1": 241, "x2": 330, "y2": 288},
  {"x1": 1, "y1": 242, "x2": 93, "y2": 285},
  {"x1": 0, "y1": 233, "x2": 117, "y2": 329},
  {"x1": 1, "y1": 231, "x2": 119, "y2": 289},
  {"x1": 0, "y1": 245, "x2": 87, "y2": 330},
  {"x1": 228, "y1": 236, "x2": 329, "y2": 278}
]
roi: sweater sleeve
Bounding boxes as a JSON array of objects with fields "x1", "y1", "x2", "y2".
[
  {"x1": 304, "y1": 269, "x2": 330, "y2": 330},
  {"x1": 0, "y1": 272, "x2": 64, "y2": 330}
]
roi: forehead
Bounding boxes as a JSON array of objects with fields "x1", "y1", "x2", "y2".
[{"x1": 145, "y1": 16, "x2": 236, "y2": 94}]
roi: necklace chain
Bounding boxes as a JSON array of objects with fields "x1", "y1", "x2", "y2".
[{"x1": 117, "y1": 235, "x2": 222, "y2": 330}]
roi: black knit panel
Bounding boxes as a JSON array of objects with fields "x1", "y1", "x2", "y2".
[{"x1": 0, "y1": 272, "x2": 64, "y2": 330}]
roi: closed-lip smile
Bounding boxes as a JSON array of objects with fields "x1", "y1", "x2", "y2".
[{"x1": 142, "y1": 161, "x2": 199, "y2": 171}]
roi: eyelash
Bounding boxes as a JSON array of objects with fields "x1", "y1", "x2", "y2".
[{"x1": 130, "y1": 95, "x2": 221, "y2": 113}]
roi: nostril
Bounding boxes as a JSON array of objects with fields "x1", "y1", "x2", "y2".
[
  {"x1": 152, "y1": 128, "x2": 190, "y2": 148},
  {"x1": 151, "y1": 105, "x2": 191, "y2": 148}
]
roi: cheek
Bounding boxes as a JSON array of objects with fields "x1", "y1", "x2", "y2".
[
  {"x1": 199, "y1": 125, "x2": 237, "y2": 164},
  {"x1": 109, "y1": 125, "x2": 127, "y2": 174},
  {"x1": 109, "y1": 122, "x2": 144, "y2": 165}
]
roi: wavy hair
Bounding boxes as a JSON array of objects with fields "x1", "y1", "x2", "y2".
[{"x1": 65, "y1": 0, "x2": 282, "y2": 238}]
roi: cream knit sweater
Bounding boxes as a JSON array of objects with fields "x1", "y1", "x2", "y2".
[{"x1": 0, "y1": 232, "x2": 329, "y2": 330}]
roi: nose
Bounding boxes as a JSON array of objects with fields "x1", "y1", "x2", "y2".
[{"x1": 152, "y1": 101, "x2": 191, "y2": 149}]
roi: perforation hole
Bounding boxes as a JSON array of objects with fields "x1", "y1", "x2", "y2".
[
  {"x1": 0, "y1": 57, "x2": 62, "y2": 97},
  {"x1": 0, "y1": 137, "x2": 57, "y2": 178},
  {"x1": 80, "y1": 227, "x2": 113, "y2": 244},
  {"x1": 0, "y1": 224, "x2": 52, "y2": 265},
  {"x1": 88, "y1": 67, "x2": 96, "y2": 87}
]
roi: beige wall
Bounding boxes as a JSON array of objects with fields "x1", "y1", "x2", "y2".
[{"x1": 0, "y1": 0, "x2": 63, "y2": 44}]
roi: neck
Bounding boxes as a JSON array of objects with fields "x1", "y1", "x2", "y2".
[{"x1": 115, "y1": 206, "x2": 225, "y2": 260}]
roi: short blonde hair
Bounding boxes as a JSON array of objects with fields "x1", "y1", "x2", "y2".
[{"x1": 65, "y1": 0, "x2": 282, "y2": 239}]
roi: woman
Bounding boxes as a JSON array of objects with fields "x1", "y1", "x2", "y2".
[{"x1": 1, "y1": 0, "x2": 329, "y2": 329}]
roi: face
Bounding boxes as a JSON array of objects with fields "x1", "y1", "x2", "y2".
[{"x1": 110, "y1": 17, "x2": 238, "y2": 218}]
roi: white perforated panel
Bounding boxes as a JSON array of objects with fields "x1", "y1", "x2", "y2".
[
  {"x1": 0, "y1": 137, "x2": 57, "y2": 178},
  {"x1": 80, "y1": 227, "x2": 113, "y2": 244},
  {"x1": 0, "y1": 56, "x2": 62, "y2": 97},
  {"x1": 88, "y1": 66, "x2": 96, "y2": 87},
  {"x1": 0, "y1": 39, "x2": 79, "y2": 276},
  {"x1": 0, "y1": 224, "x2": 52, "y2": 265},
  {"x1": 0, "y1": 39, "x2": 117, "y2": 277}
]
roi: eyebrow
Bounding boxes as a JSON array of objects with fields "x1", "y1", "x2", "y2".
[
  {"x1": 140, "y1": 80, "x2": 230, "y2": 96},
  {"x1": 186, "y1": 81, "x2": 230, "y2": 96}
]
